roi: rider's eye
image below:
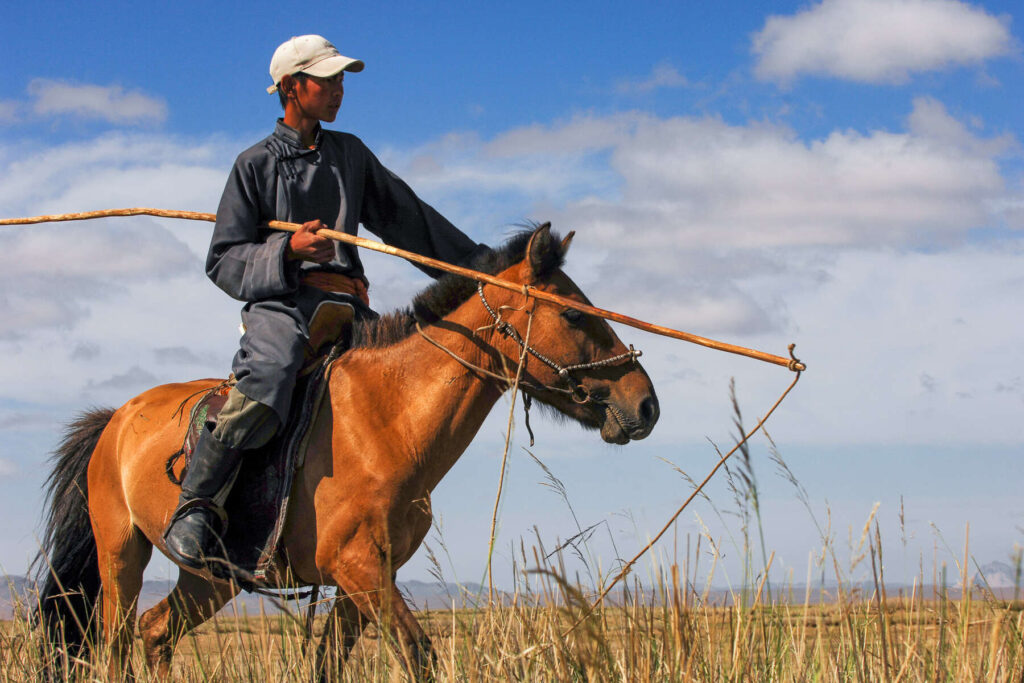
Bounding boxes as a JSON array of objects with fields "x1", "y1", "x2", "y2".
[{"x1": 562, "y1": 309, "x2": 585, "y2": 326}]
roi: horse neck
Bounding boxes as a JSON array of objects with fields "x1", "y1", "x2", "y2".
[{"x1": 327, "y1": 301, "x2": 509, "y2": 491}]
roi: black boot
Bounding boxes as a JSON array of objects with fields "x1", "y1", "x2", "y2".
[{"x1": 163, "y1": 425, "x2": 243, "y2": 570}]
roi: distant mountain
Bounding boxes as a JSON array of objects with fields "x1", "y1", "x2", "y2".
[
  {"x1": 1, "y1": 575, "x2": 499, "y2": 620},
  {"x1": 0, "y1": 575, "x2": 33, "y2": 620},
  {"x1": 6, "y1": 564, "x2": 1020, "y2": 621},
  {"x1": 974, "y1": 561, "x2": 1021, "y2": 590}
]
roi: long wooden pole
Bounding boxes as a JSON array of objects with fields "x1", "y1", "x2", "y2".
[{"x1": 0, "y1": 208, "x2": 805, "y2": 371}]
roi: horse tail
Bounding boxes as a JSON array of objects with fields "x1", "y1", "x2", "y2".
[{"x1": 32, "y1": 407, "x2": 115, "y2": 659}]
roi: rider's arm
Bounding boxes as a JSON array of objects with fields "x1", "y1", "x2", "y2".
[
  {"x1": 355, "y1": 138, "x2": 491, "y2": 278},
  {"x1": 206, "y1": 153, "x2": 302, "y2": 301}
]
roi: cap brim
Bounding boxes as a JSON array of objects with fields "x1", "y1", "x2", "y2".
[{"x1": 304, "y1": 55, "x2": 364, "y2": 77}]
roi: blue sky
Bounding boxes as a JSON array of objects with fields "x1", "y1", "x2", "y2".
[{"x1": 1, "y1": 0, "x2": 1022, "y2": 593}]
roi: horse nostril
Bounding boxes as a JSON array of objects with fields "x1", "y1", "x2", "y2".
[{"x1": 639, "y1": 395, "x2": 659, "y2": 426}]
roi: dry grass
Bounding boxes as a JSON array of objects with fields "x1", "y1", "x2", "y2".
[
  {"x1": 7, "y1": 392, "x2": 1022, "y2": 681},
  {"x1": 3, "y1": 562, "x2": 1023, "y2": 682}
]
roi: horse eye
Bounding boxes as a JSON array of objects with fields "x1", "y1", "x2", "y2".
[{"x1": 562, "y1": 309, "x2": 585, "y2": 326}]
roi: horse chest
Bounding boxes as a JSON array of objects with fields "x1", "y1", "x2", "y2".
[{"x1": 388, "y1": 493, "x2": 433, "y2": 561}]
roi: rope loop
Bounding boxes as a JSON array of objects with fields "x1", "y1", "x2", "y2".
[{"x1": 787, "y1": 343, "x2": 805, "y2": 372}]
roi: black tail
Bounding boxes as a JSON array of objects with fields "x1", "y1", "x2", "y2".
[{"x1": 31, "y1": 407, "x2": 115, "y2": 660}]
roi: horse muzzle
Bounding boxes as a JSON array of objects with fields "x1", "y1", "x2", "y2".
[{"x1": 599, "y1": 391, "x2": 660, "y2": 444}]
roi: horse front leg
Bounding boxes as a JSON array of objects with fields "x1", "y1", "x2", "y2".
[
  {"x1": 314, "y1": 591, "x2": 368, "y2": 682},
  {"x1": 337, "y1": 568, "x2": 434, "y2": 680}
]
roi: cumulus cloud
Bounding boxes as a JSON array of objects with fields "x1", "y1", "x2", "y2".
[
  {"x1": 0, "y1": 132, "x2": 232, "y2": 220},
  {"x1": 384, "y1": 98, "x2": 1018, "y2": 334},
  {"x1": 0, "y1": 220, "x2": 198, "y2": 338},
  {"x1": 0, "y1": 101, "x2": 19, "y2": 124},
  {"x1": 0, "y1": 133, "x2": 241, "y2": 339},
  {"x1": 0, "y1": 98, "x2": 1020, "y2": 454},
  {"x1": 403, "y1": 99, "x2": 1015, "y2": 251},
  {"x1": 28, "y1": 79, "x2": 168, "y2": 125},
  {"x1": 85, "y1": 365, "x2": 161, "y2": 392},
  {"x1": 615, "y1": 63, "x2": 689, "y2": 94},
  {"x1": 752, "y1": 0, "x2": 1016, "y2": 84}
]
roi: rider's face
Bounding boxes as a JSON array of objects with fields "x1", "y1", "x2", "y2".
[{"x1": 289, "y1": 72, "x2": 345, "y2": 123}]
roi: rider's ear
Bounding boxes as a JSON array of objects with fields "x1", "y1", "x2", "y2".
[
  {"x1": 281, "y1": 74, "x2": 297, "y2": 100},
  {"x1": 524, "y1": 222, "x2": 554, "y2": 282}
]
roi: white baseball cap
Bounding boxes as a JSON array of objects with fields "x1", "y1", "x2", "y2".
[{"x1": 267, "y1": 35, "x2": 364, "y2": 94}]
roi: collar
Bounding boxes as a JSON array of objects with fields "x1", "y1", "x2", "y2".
[{"x1": 273, "y1": 119, "x2": 323, "y2": 151}]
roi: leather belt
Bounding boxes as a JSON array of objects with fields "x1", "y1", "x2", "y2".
[{"x1": 301, "y1": 271, "x2": 370, "y2": 306}]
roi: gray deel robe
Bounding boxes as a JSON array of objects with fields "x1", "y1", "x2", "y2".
[{"x1": 208, "y1": 120, "x2": 487, "y2": 423}]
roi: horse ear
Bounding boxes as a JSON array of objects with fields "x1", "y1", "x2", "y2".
[
  {"x1": 560, "y1": 230, "x2": 575, "y2": 256},
  {"x1": 525, "y1": 222, "x2": 554, "y2": 280}
]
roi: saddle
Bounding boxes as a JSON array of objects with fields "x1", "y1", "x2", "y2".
[{"x1": 169, "y1": 300, "x2": 356, "y2": 584}]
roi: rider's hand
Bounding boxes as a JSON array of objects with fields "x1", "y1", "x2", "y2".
[{"x1": 287, "y1": 220, "x2": 335, "y2": 264}]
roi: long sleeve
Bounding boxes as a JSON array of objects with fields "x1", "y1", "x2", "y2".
[
  {"x1": 206, "y1": 156, "x2": 300, "y2": 301},
  {"x1": 357, "y1": 143, "x2": 485, "y2": 279}
]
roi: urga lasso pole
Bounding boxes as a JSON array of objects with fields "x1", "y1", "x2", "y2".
[{"x1": 0, "y1": 207, "x2": 806, "y2": 372}]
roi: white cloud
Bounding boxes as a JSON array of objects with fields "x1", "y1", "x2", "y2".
[
  {"x1": 615, "y1": 63, "x2": 689, "y2": 94},
  {"x1": 383, "y1": 98, "x2": 1018, "y2": 336},
  {"x1": 0, "y1": 412, "x2": 60, "y2": 432},
  {"x1": 0, "y1": 133, "x2": 242, "y2": 339},
  {"x1": 0, "y1": 101, "x2": 19, "y2": 124},
  {"x1": 752, "y1": 0, "x2": 1016, "y2": 84},
  {"x1": 28, "y1": 79, "x2": 168, "y2": 125},
  {"x1": 0, "y1": 459, "x2": 14, "y2": 476},
  {"x1": 0, "y1": 99, "x2": 1020, "y2": 456},
  {"x1": 0, "y1": 220, "x2": 198, "y2": 339},
  {"x1": 0, "y1": 132, "x2": 232, "y2": 219},
  {"x1": 401, "y1": 100, "x2": 1016, "y2": 251}
]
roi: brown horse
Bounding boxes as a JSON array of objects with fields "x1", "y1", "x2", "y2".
[{"x1": 34, "y1": 224, "x2": 659, "y2": 679}]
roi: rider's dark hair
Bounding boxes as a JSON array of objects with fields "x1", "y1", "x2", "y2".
[{"x1": 278, "y1": 72, "x2": 309, "y2": 109}]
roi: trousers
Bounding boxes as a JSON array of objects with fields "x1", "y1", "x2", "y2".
[{"x1": 210, "y1": 386, "x2": 280, "y2": 450}]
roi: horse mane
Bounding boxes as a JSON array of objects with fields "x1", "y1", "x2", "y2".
[{"x1": 351, "y1": 226, "x2": 565, "y2": 350}]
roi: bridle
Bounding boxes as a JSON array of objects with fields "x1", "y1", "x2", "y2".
[
  {"x1": 475, "y1": 283, "x2": 642, "y2": 404},
  {"x1": 415, "y1": 282, "x2": 643, "y2": 405}
]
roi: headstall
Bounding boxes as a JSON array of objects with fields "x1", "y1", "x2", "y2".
[{"x1": 475, "y1": 282, "x2": 642, "y2": 404}]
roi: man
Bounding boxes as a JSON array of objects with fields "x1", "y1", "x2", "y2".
[{"x1": 163, "y1": 35, "x2": 488, "y2": 570}]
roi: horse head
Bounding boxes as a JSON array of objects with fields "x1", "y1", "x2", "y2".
[{"x1": 472, "y1": 223, "x2": 660, "y2": 444}]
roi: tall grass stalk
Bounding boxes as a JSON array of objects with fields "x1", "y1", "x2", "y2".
[
  {"x1": 4, "y1": 529, "x2": 1023, "y2": 681},
  {"x1": 8, "y1": 394, "x2": 1022, "y2": 680}
]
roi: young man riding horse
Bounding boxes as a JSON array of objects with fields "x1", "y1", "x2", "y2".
[{"x1": 163, "y1": 34, "x2": 489, "y2": 570}]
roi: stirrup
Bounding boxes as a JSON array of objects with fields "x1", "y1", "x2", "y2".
[
  {"x1": 163, "y1": 498, "x2": 230, "y2": 569},
  {"x1": 168, "y1": 497, "x2": 229, "y2": 529}
]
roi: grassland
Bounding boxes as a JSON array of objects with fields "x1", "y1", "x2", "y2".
[
  {"x1": 5, "y1": 391, "x2": 1021, "y2": 681},
  {"x1": 3, "y1": 559, "x2": 1023, "y2": 681}
]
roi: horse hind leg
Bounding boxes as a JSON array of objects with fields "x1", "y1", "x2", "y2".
[
  {"x1": 93, "y1": 522, "x2": 152, "y2": 681},
  {"x1": 138, "y1": 571, "x2": 239, "y2": 679}
]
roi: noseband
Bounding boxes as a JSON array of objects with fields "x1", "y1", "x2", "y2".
[{"x1": 475, "y1": 282, "x2": 642, "y2": 404}]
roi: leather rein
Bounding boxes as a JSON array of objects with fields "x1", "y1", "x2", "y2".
[{"x1": 416, "y1": 282, "x2": 643, "y2": 406}]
